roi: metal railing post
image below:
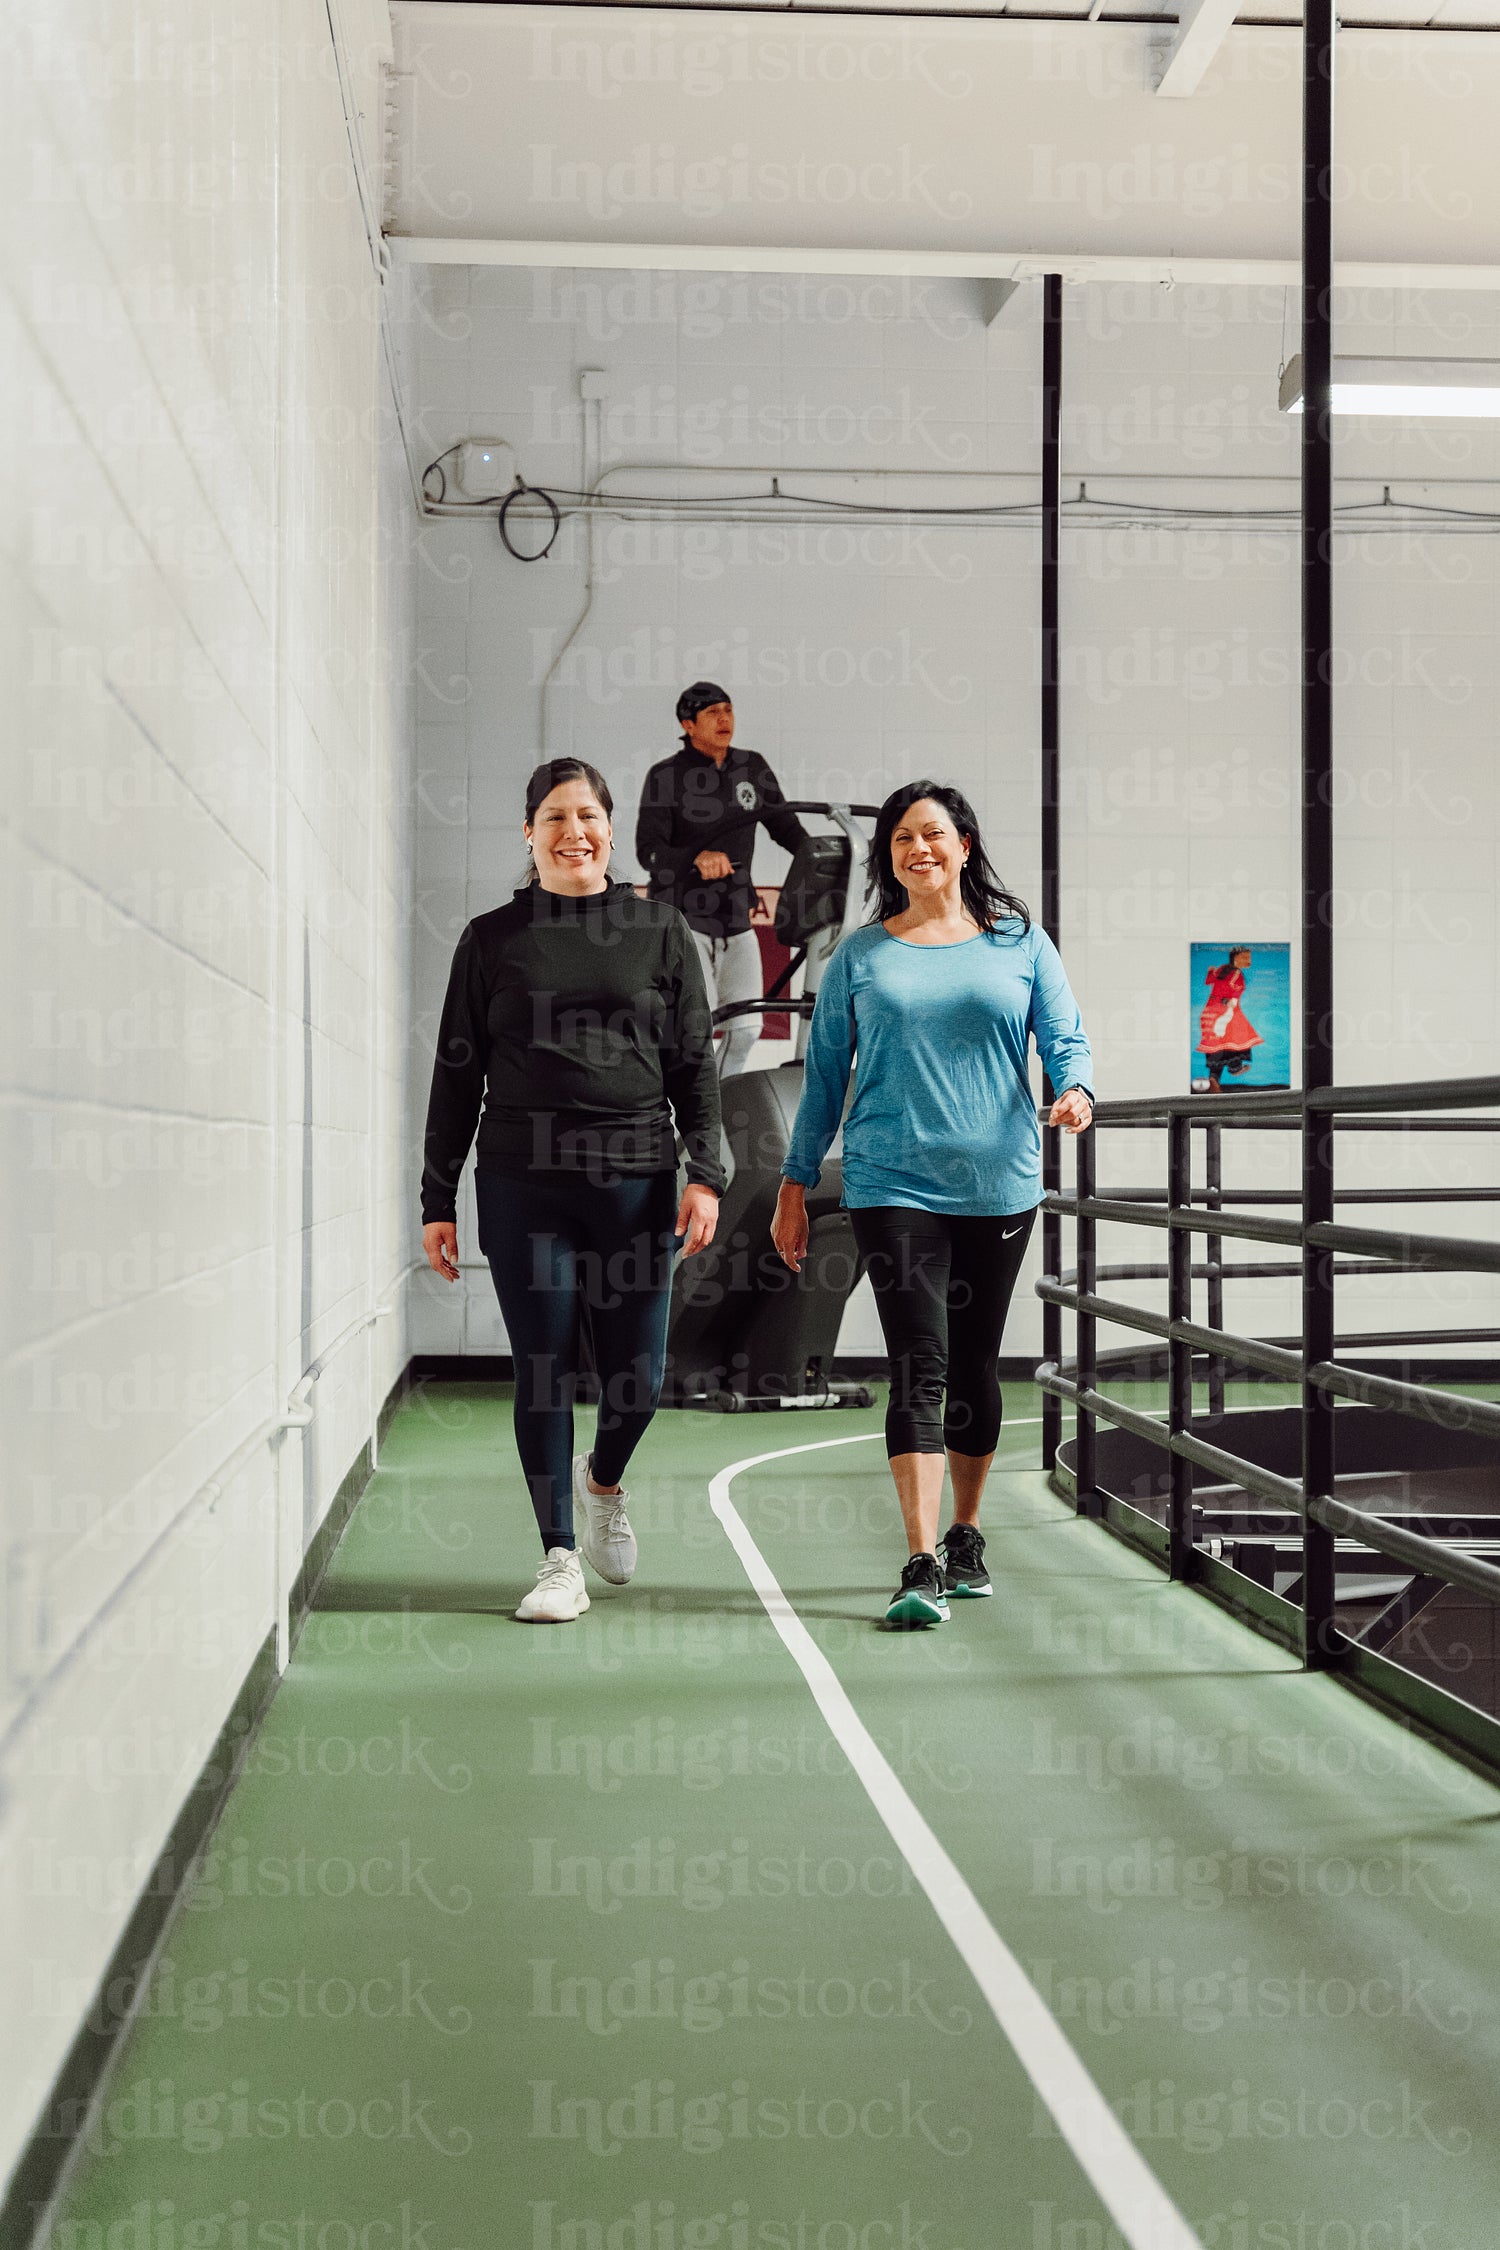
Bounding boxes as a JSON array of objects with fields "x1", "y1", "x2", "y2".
[
  {"x1": 1031, "y1": 1080, "x2": 1500, "y2": 1773},
  {"x1": 1167, "y1": 1113, "x2": 1194, "y2": 1579},
  {"x1": 1300, "y1": 0, "x2": 1339, "y2": 1668},
  {"x1": 1042, "y1": 1165, "x2": 1061, "y2": 1471},
  {"x1": 1205, "y1": 1122, "x2": 1226, "y2": 1418},
  {"x1": 1075, "y1": 1125, "x2": 1097, "y2": 1515},
  {"x1": 1040, "y1": 270, "x2": 1064, "y2": 1470}
]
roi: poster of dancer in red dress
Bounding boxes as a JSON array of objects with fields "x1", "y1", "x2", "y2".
[{"x1": 1190, "y1": 943, "x2": 1290, "y2": 1091}]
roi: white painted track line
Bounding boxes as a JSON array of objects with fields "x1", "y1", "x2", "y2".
[{"x1": 708, "y1": 1430, "x2": 1201, "y2": 2250}]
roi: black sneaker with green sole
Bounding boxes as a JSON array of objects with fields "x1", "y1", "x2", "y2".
[
  {"x1": 938, "y1": 1523, "x2": 992, "y2": 1598},
  {"x1": 885, "y1": 1553, "x2": 950, "y2": 1629}
]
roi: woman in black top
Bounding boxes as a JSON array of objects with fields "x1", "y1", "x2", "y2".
[{"x1": 421, "y1": 759, "x2": 723, "y2": 1622}]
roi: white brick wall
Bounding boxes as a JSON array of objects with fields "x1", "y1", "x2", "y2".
[
  {"x1": 406, "y1": 267, "x2": 1499, "y2": 1359},
  {"x1": 2, "y1": 2, "x2": 416, "y2": 2188},
  {"x1": 6, "y1": 24, "x2": 1497, "y2": 2188}
]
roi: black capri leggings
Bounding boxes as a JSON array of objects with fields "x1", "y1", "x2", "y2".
[
  {"x1": 849, "y1": 1205, "x2": 1037, "y2": 1459},
  {"x1": 477, "y1": 1170, "x2": 681, "y2": 1551}
]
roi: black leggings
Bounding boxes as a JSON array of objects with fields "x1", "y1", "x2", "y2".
[
  {"x1": 477, "y1": 1170, "x2": 681, "y2": 1551},
  {"x1": 849, "y1": 1205, "x2": 1037, "y2": 1459}
]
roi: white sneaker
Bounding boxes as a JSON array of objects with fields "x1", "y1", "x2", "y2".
[
  {"x1": 574, "y1": 1453, "x2": 638, "y2": 1585},
  {"x1": 515, "y1": 1547, "x2": 590, "y2": 1623}
]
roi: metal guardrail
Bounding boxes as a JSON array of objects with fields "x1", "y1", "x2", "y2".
[{"x1": 1035, "y1": 1075, "x2": 1500, "y2": 1740}]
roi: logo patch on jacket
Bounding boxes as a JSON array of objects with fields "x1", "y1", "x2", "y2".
[{"x1": 735, "y1": 780, "x2": 758, "y2": 811}]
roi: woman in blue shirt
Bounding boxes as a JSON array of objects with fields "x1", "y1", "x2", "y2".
[{"x1": 771, "y1": 780, "x2": 1094, "y2": 1628}]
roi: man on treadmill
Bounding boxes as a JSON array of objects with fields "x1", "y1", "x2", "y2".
[{"x1": 636, "y1": 684, "x2": 809, "y2": 1077}]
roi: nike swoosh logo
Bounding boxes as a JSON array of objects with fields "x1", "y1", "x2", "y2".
[{"x1": 1002, "y1": 1225, "x2": 1026, "y2": 1240}]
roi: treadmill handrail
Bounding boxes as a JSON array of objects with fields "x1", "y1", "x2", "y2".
[
  {"x1": 714, "y1": 996, "x2": 815, "y2": 1021},
  {"x1": 782, "y1": 800, "x2": 880, "y2": 818}
]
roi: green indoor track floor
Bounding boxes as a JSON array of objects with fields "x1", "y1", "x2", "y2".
[{"x1": 44, "y1": 1383, "x2": 1500, "y2": 2250}]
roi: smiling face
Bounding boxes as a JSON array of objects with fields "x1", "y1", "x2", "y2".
[
  {"x1": 682, "y1": 701, "x2": 735, "y2": 760},
  {"x1": 525, "y1": 779, "x2": 612, "y2": 894},
  {"x1": 888, "y1": 797, "x2": 971, "y2": 903}
]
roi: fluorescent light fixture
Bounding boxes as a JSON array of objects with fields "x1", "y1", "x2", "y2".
[{"x1": 1279, "y1": 354, "x2": 1500, "y2": 417}]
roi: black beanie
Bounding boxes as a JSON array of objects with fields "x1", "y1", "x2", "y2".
[{"x1": 675, "y1": 680, "x2": 732, "y2": 727}]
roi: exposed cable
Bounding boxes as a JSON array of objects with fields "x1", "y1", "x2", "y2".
[
  {"x1": 468, "y1": 487, "x2": 1500, "y2": 534},
  {"x1": 418, "y1": 447, "x2": 1500, "y2": 537},
  {"x1": 524, "y1": 480, "x2": 1043, "y2": 520},
  {"x1": 497, "y1": 480, "x2": 562, "y2": 560}
]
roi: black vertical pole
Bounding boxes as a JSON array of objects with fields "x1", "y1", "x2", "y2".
[
  {"x1": 1301, "y1": 0, "x2": 1338, "y2": 1666},
  {"x1": 1041, "y1": 274, "x2": 1064, "y2": 1469},
  {"x1": 1167, "y1": 1113, "x2": 1194, "y2": 1580},
  {"x1": 1075, "y1": 1121, "x2": 1098, "y2": 1516},
  {"x1": 1205, "y1": 1123, "x2": 1225, "y2": 1418}
]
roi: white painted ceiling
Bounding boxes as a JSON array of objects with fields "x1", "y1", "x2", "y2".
[
  {"x1": 386, "y1": 5, "x2": 1500, "y2": 285},
  {"x1": 397, "y1": 0, "x2": 1500, "y2": 24}
]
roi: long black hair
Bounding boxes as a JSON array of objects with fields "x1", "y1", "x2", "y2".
[
  {"x1": 866, "y1": 779, "x2": 1030, "y2": 934},
  {"x1": 522, "y1": 758, "x2": 613, "y2": 882}
]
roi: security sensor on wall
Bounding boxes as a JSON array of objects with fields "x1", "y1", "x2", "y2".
[
  {"x1": 1279, "y1": 353, "x2": 1500, "y2": 417},
  {"x1": 454, "y1": 439, "x2": 517, "y2": 498}
]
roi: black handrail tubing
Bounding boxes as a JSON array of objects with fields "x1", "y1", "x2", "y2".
[
  {"x1": 1086, "y1": 1260, "x2": 1440, "y2": 1282},
  {"x1": 1039, "y1": 1364, "x2": 1500, "y2": 1608},
  {"x1": 1167, "y1": 1116, "x2": 1194, "y2": 1576},
  {"x1": 1047, "y1": 1195, "x2": 1500, "y2": 1273},
  {"x1": 1039, "y1": 1085, "x2": 1500, "y2": 1695},
  {"x1": 1307, "y1": 1221, "x2": 1500, "y2": 1274},
  {"x1": 1038, "y1": 1273, "x2": 1500, "y2": 1439},
  {"x1": 1055, "y1": 1196, "x2": 1301, "y2": 1246},
  {"x1": 1075, "y1": 1123, "x2": 1098, "y2": 1511},
  {"x1": 1091, "y1": 1188, "x2": 1500, "y2": 1205},
  {"x1": 1307, "y1": 1493, "x2": 1500, "y2": 1609},
  {"x1": 1081, "y1": 1120, "x2": 1496, "y2": 1134},
  {"x1": 1308, "y1": 1362, "x2": 1500, "y2": 1440},
  {"x1": 1059, "y1": 1076, "x2": 1500, "y2": 1126},
  {"x1": 1205, "y1": 1123, "x2": 1226, "y2": 1415},
  {"x1": 1035, "y1": 1279, "x2": 1304, "y2": 1381},
  {"x1": 1043, "y1": 1278, "x2": 1500, "y2": 1341},
  {"x1": 1043, "y1": 1280, "x2": 1500, "y2": 1353},
  {"x1": 1040, "y1": 1366, "x2": 1303, "y2": 1509}
]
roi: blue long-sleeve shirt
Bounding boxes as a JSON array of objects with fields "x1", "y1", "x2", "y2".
[{"x1": 782, "y1": 919, "x2": 1093, "y2": 1217}]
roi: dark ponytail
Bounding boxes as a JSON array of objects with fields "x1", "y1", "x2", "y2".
[{"x1": 867, "y1": 779, "x2": 1030, "y2": 934}]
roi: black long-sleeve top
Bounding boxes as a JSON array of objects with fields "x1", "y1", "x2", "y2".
[
  {"x1": 635, "y1": 745, "x2": 809, "y2": 938},
  {"x1": 420, "y1": 882, "x2": 726, "y2": 1223}
]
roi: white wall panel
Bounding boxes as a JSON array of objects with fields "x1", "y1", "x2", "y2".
[
  {"x1": 2, "y1": 0, "x2": 416, "y2": 2194},
  {"x1": 408, "y1": 266, "x2": 1499, "y2": 1363}
]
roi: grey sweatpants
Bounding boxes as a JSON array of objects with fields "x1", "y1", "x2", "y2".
[{"x1": 691, "y1": 927, "x2": 764, "y2": 1078}]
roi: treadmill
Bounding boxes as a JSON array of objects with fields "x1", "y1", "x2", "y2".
[{"x1": 662, "y1": 802, "x2": 879, "y2": 1412}]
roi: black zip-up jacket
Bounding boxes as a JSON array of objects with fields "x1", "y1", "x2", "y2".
[
  {"x1": 635, "y1": 746, "x2": 809, "y2": 938},
  {"x1": 420, "y1": 882, "x2": 725, "y2": 1222}
]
